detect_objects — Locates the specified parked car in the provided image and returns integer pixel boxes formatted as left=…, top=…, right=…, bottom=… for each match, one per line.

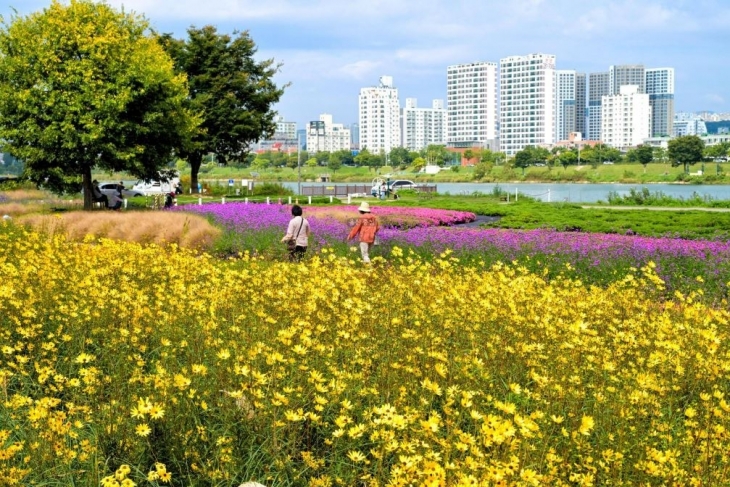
left=132, top=176, right=181, bottom=195
left=388, top=180, right=418, bottom=191
left=99, top=182, right=144, bottom=198
left=370, top=179, right=419, bottom=197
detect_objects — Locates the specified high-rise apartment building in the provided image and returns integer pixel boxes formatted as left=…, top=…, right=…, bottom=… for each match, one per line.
left=401, top=98, right=448, bottom=151
left=554, top=70, right=577, bottom=142
left=575, top=73, right=587, bottom=138
left=601, top=85, right=651, bottom=149
left=499, top=53, right=556, bottom=155
left=610, top=65, right=645, bottom=94
left=588, top=72, right=610, bottom=141
left=358, top=76, right=401, bottom=154
left=446, top=62, right=498, bottom=149
left=306, top=114, right=351, bottom=153
left=646, top=68, right=675, bottom=137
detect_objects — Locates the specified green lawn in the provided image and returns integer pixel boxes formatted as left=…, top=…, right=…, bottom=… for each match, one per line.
left=189, top=161, right=728, bottom=185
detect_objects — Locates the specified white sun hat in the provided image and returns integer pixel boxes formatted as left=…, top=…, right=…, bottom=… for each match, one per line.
left=358, top=201, right=371, bottom=212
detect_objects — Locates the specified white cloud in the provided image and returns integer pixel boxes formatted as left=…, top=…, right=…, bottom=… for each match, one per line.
left=335, top=60, right=382, bottom=80
left=706, top=93, right=726, bottom=104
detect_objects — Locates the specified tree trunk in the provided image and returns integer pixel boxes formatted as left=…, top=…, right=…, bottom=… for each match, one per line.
left=189, top=152, right=203, bottom=194
left=83, top=167, right=93, bottom=210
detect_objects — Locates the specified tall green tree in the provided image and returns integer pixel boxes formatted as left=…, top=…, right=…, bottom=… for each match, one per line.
left=0, top=0, right=196, bottom=209
left=354, top=149, right=372, bottom=168
left=558, top=150, right=577, bottom=170
left=327, top=152, right=342, bottom=173
left=423, top=145, right=450, bottom=165
left=705, top=141, right=730, bottom=162
left=635, top=144, right=654, bottom=172
left=388, top=147, right=412, bottom=169
left=160, top=26, right=286, bottom=193
left=513, top=146, right=535, bottom=174
left=668, top=135, right=705, bottom=174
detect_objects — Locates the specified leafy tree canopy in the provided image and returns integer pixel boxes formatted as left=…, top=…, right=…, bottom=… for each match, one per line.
left=0, top=0, right=196, bottom=208
left=668, top=135, right=705, bottom=173
left=160, top=25, right=286, bottom=193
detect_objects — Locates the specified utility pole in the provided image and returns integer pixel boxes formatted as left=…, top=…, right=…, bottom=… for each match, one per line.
left=297, top=132, right=302, bottom=195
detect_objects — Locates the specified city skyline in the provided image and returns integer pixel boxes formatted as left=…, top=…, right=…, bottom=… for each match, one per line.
left=9, top=0, right=730, bottom=128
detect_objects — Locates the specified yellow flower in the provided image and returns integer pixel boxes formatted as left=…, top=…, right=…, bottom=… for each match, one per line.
left=135, top=424, right=152, bottom=437
left=347, top=450, right=367, bottom=463
left=149, top=404, right=165, bottom=420
left=578, top=415, right=594, bottom=436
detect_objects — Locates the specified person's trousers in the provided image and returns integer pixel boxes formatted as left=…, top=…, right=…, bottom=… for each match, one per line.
left=359, top=242, right=372, bottom=263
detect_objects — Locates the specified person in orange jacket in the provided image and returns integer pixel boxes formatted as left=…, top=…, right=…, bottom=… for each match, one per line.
left=346, top=201, right=380, bottom=263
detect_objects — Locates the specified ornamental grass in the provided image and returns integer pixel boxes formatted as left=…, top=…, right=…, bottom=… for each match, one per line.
left=1, top=222, right=729, bottom=485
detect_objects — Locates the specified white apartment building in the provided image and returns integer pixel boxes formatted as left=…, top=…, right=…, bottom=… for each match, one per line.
left=306, top=113, right=351, bottom=153
left=274, top=116, right=297, bottom=140
left=358, top=76, right=401, bottom=154
left=401, top=98, right=448, bottom=151
left=500, top=53, right=556, bottom=155
left=646, top=67, right=675, bottom=137
left=554, top=70, right=577, bottom=142
left=601, top=85, right=651, bottom=150
left=446, top=62, right=498, bottom=149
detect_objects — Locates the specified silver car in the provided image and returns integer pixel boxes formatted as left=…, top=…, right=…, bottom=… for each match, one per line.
left=99, top=183, right=144, bottom=198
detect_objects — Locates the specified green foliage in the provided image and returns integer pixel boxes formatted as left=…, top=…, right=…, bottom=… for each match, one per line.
left=0, top=0, right=196, bottom=207
left=668, top=135, right=705, bottom=173
left=327, top=153, right=342, bottom=173
left=422, top=144, right=450, bottom=165
left=159, top=25, right=286, bottom=193
left=635, top=144, right=654, bottom=166
left=389, top=147, right=412, bottom=169
left=411, top=157, right=426, bottom=172
left=386, top=195, right=730, bottom=240
left=473, top=162, right=492, bottom=180
left=606, top=187, right=730, bottom=208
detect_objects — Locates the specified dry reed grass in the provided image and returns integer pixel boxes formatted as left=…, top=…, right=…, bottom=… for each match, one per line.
left=0, top=202, right=47, bottom=217
left=1, top=189, right=48, bottom=201
left=19, top=211, right=221, bottom=250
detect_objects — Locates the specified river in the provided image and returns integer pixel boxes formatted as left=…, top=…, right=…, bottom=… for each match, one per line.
left=282, top=181, right=730, bottom=203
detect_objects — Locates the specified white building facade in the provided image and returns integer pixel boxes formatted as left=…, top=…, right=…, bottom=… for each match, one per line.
left=401, top=98, right=448, bottom=151
left=646, top=67, right=675, bottom=137
left=358, top=76, right=401, bottom=154
left=274, top=116, right=297, bottom=140
left=306, top=114, right=351, bottom=153
left=601, top=85, right=651, bottom=150
left=446, top=62, right=499, bottom=149
left=500, top=53, right=556, bottom=155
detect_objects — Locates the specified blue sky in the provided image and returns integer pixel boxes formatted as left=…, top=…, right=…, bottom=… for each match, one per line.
left=7, top=0, right=730, bottom=129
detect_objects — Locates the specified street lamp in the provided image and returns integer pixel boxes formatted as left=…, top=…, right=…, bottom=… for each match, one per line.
left=297, top=132, right=302, bottom=195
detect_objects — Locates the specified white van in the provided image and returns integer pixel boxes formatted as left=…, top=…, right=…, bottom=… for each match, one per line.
left=132, top=175, right=180, bottom=195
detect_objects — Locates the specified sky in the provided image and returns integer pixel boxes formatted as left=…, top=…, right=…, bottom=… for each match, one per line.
left=6, top=0, right=730, bottom=129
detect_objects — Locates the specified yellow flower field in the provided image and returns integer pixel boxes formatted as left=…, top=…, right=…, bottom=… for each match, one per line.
left=1, top=223, right=729, bottom=486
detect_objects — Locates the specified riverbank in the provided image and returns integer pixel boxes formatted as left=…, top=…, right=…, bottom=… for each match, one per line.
left=191, top=161, right=729, bottom=186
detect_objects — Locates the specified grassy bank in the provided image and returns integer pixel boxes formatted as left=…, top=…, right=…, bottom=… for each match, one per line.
left=189, top=161, right=728, bottom=185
